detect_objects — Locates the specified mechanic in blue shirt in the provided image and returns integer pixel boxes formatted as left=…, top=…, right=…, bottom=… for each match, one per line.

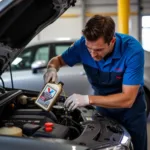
left=44, top=15, right=147, bottom=150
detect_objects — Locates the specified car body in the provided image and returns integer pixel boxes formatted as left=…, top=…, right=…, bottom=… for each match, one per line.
left=0, top=89, right=133, bottom=150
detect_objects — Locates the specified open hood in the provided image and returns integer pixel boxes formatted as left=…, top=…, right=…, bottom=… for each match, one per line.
left=0, top=0, right=76, bottom=75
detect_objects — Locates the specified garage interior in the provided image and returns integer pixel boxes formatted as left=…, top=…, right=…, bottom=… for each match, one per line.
left=0, top=0, right=150, bottom=149
left=29, top=0, right=150, bottom=148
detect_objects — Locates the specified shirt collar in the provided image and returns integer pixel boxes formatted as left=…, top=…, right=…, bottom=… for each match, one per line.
left=112, top=34, right=122, bottom=59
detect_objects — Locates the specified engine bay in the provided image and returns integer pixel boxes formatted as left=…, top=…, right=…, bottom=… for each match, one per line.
left=0, top=89, right=131, bottom=149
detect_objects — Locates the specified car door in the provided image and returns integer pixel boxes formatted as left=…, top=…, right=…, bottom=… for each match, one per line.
left=53, top=43, right=93, bottom=96
left=1, top=44, right=51, bottom=91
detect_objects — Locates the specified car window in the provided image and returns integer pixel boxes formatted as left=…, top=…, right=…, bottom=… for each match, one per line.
left=0, top=0, right=13, bottom=12
left=55, top=43, right=81, bottom=66
left=34, top=46, right=49, bottom=62
left=55, top=45, right=70, bottom=55
left=11, top=49, right=33, bottom=71
left=11, top=45, right=50, bottom=71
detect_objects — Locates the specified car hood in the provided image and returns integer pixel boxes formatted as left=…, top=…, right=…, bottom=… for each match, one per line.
left=0, top=0, right=76, bottom=75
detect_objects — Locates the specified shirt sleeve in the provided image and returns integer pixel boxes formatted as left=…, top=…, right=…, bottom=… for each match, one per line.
left=123, top=50, right=144, bottom=85
left=61, top=37, right=83, bottom=67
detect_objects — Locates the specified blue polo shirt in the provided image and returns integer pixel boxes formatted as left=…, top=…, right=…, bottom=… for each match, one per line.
left=61, top=33, right=144, bottom=95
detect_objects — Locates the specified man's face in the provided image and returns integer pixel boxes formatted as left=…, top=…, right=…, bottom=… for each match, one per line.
left=85, top=37, right=115, bottom=61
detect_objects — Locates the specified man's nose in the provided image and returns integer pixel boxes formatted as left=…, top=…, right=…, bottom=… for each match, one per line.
left=91, top=51, right=97, bottom=57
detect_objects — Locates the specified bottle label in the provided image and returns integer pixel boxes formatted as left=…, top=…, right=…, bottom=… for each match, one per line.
left=36, top=84, right=57, bottom=108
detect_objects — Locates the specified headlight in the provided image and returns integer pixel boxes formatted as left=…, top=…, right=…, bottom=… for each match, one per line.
left=100, top=145, right=127, bottom=150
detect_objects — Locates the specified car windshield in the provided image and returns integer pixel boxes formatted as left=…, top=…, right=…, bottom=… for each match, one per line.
left=0, top=0, right=13, bottom=12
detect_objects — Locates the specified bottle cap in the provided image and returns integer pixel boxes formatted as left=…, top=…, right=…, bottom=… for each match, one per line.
left=58, top=81, right=64, bottom=86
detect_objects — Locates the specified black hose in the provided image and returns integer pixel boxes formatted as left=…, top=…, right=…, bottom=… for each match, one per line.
left=63, top=116, right=82, bottom=127
left=68, top=126, right=80, bottom=136
left=49, top=111, right=58, bottom=123
left=61, top=119, right=66, bottom=125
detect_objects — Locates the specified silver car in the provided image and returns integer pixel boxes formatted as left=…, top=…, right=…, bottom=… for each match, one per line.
left=1, top=40, right=94, bottom=96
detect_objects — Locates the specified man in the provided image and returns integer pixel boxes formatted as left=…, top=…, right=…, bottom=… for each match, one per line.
left=44, top=15, right=147, bottom=150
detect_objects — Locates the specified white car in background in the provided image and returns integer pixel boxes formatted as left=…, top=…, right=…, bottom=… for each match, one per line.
left=1, top=40, right=93, bottom=96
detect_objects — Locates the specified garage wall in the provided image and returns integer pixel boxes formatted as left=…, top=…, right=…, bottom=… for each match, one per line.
left=142, top=0, right=150, bottom=15
left=30, top=1, right=82, bottom=43
left=30, top=0, right=149, bottom=44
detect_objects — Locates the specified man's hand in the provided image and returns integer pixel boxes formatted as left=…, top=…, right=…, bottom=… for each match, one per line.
left=43, top=68, right=57, bottom=83
left=64, top=94, right=89, bottom=111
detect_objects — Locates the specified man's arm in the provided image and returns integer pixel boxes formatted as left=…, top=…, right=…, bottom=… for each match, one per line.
left=89, top=49, right=144, bottom=108
left=89, top=85, right=140, bottom=108
left=47, top=38, right=83, bottom=70
left=90, top=49, right=144, bottom=108
left=47, top=55, right=66, bottom=70
left=43, top=55, right=66, bottom=83
left=64, top=49, right=144, bottom=111
left=44, top=39, right=82, bottom=83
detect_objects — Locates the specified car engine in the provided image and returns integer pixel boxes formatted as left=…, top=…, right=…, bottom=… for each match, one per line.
left=0, top=89, right=133, bottom=150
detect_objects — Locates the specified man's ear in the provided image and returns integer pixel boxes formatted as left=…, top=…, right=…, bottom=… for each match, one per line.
left=111, top=37, right=116, bottom=44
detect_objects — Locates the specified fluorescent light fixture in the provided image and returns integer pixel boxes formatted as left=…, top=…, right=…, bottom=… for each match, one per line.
left=56, top=37, right=71, bottom=41
left=12, top=57, right=22, bottom=65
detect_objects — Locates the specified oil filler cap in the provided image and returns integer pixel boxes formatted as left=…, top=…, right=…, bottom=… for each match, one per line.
left=44, top=122, right=54, bottom=128
left=45, top=127, right=53, bottom=132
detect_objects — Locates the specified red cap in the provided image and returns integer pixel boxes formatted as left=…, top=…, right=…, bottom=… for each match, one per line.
left=44, top=122, right=54, bottom=128
left=45, top=127, right=53, bottom=132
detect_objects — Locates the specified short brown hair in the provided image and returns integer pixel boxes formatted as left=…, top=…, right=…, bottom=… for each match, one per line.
left=82, top=15, right=115, bottom=44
